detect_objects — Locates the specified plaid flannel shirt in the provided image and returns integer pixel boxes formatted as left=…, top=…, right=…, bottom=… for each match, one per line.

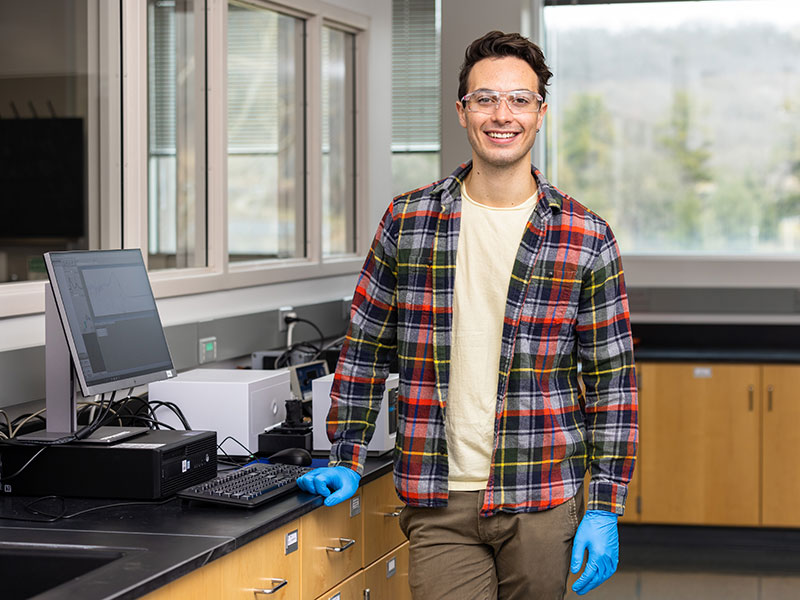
left=328, top=161, right=638, bottom=516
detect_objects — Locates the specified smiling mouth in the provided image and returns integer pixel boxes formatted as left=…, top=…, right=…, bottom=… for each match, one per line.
left=486, top=131, right=519, bottom=139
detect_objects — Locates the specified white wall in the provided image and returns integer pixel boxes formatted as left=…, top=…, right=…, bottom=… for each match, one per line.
left=440, top=0, right=538, bottom=173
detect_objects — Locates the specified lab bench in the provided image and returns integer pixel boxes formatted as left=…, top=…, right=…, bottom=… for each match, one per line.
left=0, top=458, right=408, bottom=600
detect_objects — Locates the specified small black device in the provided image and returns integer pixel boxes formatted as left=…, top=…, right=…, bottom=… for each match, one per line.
left=0, top=430, right=216, bottom=500
left=258, top=399, right=313, bottom=456
left=176, top=462, right=311, bottom=508
left=268, top=447, right=312, bottom=466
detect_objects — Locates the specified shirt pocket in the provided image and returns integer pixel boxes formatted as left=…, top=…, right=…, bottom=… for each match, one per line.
left=528, top=263, right=579, bottom=322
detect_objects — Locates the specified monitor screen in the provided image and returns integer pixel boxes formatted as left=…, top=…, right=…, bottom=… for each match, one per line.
left=44, top=249, right=175, bottom=395
left=290, top=360, right=330, bottom=401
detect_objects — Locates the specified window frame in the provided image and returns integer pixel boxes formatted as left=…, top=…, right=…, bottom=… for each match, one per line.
left=138, top=0, right=371, bottom=299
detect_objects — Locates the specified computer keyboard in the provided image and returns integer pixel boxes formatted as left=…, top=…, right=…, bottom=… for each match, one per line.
left=176, top=462, right=312, bottom=508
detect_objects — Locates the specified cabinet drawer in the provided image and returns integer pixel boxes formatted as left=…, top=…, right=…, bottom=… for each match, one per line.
left=364, top=541, right=410, bottom=600
left=361, top=472, right=406, bottom=565
left=218, top=522, right=301, bottom=600
left=302, top=493, right=363, bottom=599
left=314, top=570, right=365, bottom=600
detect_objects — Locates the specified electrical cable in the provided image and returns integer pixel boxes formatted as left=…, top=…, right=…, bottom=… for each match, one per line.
left=75, top=391, right=116, bottom=441
left=216, top=436, right=255, bottom=468
left=124, top=415, right=176, bottom=430
left=274, top=341, right=322, bottom=369
left=10, top=408, right=48, bottom=438
left=0, top=409, right=12, bottom=438
left=0, top=495, right=178, bottom=523
left=146, top=400, right=191, bottom=430
left=0, top=446, right=48, bottom=483
left=285, top=316, right=325, bottom=354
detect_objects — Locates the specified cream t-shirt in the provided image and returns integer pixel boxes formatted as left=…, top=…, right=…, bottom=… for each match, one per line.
left=447, top=184, right=538, bottom=490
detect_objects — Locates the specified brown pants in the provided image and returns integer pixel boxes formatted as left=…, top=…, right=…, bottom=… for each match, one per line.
left=399, top=488, right=584, bottom=600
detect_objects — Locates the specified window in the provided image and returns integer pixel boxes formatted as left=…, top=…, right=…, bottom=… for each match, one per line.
left=322, top=25, right=357, bottom=257
left=147, top=0, right=207, bottom=270
left=391, top=0, right=441, bottom=197
left=0, top=0, right=369, bottom=316
left=0, top=0, right=118, bottom=284
left=544, top=0, right=800, bottom=257
left=227, top=2, right=305, bottom=262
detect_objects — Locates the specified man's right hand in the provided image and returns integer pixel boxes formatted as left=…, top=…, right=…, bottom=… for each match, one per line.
left=296, top=466, right=361, bottom=506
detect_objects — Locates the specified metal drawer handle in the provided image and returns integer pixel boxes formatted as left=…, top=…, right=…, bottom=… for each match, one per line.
left=252, top=578, right=288, bottom=596
left=326, top=537, right=356, bottom=553
left=748, top=385, right=754, bottom=411
left=768, top=385, right=774, bottom=411
left=384, top=506, right=404, bottom=518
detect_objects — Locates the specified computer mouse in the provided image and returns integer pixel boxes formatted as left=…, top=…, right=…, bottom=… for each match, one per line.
left=268, top=447, right=313, bottom=467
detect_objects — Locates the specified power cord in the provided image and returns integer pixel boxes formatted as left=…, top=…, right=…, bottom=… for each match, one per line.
left=0, top=495, right=178, bottom=524
left=285, top=316, right=325, bottom=355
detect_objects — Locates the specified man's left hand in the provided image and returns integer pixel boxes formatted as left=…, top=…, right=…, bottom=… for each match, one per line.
left=570, top=509, right=619, bottom=595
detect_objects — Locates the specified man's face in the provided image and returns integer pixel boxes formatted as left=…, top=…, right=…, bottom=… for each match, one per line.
left=456, top=56, right=547, bottom=170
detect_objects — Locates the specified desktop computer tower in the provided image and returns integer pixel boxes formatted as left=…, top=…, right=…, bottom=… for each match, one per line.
left=0, top=430, right=217, bottom=500
left=148, top=368, right=292, bottom=456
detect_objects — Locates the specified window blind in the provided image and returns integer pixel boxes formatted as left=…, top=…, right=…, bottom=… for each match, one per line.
left=148, top=1, right=177, bottom=154
left=392, top=0, right=440, bottom=152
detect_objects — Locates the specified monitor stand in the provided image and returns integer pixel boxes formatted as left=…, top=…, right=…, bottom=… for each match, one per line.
left=18, top=284, right=147, bottom=445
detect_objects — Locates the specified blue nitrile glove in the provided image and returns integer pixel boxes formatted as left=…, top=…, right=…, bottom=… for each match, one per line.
left=296, top=466, right=361, bottom=507
left=570, top=509, right=619, bottom=595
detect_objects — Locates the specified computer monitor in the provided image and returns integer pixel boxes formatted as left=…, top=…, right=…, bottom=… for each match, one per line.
left=21, top=249, right=175, bottom=443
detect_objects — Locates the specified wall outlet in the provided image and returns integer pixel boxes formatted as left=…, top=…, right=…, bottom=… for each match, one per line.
left=278, top=306, right=295, bottom=332
left=198, top=336, right=217, bottom=364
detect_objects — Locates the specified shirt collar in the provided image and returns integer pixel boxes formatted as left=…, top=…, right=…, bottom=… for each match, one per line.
left=433, top=161, right=563, bottom=216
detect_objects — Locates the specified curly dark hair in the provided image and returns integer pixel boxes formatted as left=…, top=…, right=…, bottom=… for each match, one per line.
left=458, top=30, right=553, bottom=103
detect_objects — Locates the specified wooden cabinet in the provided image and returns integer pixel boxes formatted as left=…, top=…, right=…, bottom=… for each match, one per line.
left=313, top=570, right=365, bottom=600
left=301, top=493, right=364, bottom=600
left=361, top=471, right=406, bottom=566
left=637, top=362, right=800, bottom=528
left=140, top=522, right=300, bottom=600
left=218, top=521, right=302, bottom=600
left=363, top=542, right=411, bottom=600
left=761, top=365, right=800, bottom=527
left=140, top=471, right=412, bottom=600
left=139, top=556, right=224, bottom=600
left=638, top=362, right=761, bottom=526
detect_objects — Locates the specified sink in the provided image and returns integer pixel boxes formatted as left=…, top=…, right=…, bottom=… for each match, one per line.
left=0, top=542, right=130, bottom=600
left=0, top=527, right=229, bottom=600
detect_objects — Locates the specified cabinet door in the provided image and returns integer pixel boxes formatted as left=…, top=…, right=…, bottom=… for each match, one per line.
left=361, top=473, right=406, bottom=565
left=218, top=521, right=301, bottom=600
left=363, top=542, right=411, bottom=600
left=302, top=493, right=363, bottom=599
left=639, top=363, right=760, bottom=526
left=762, top=365, right=800, bottom=527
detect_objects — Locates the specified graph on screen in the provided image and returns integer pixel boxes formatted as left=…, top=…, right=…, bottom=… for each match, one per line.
left=81, top=265, right=157, bottom=317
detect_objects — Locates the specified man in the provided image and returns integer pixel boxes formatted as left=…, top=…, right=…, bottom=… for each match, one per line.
left=298, top=30, right=637, bottom=600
